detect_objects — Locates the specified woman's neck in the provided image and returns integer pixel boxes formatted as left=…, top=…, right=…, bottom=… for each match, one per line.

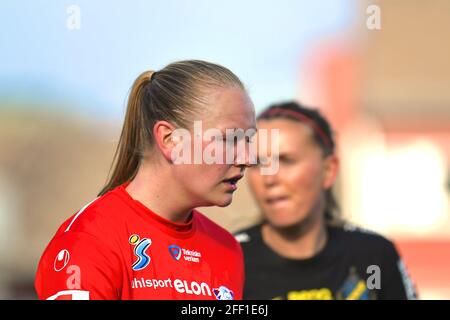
left=125, top=162, right=193, bottom=224
left=262, top=210, right=328, bottom=260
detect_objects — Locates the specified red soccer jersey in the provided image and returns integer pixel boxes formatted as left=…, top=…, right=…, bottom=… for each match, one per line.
left=35, top=184, right=244, bottom=300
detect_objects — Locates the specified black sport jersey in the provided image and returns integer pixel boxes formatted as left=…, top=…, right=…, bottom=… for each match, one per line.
left=235, top=223, right=417, bottom=300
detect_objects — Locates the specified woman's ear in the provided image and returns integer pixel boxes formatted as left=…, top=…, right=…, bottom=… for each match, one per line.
left=153, top=121, right=178, bottom=162
left=322, top=154, right=339, bottom=189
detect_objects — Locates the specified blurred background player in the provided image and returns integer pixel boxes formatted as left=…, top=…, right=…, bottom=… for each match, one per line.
left=235, top=101, right=417, bottom=300
left=35, top=60, right=256, bottom=300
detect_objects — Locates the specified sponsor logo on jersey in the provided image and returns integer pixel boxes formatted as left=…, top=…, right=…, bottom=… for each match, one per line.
left=213, top=286, right=234, bottom=300
left=168, top=244, right=202, bottom=263
left=129, top=234, right=152, bottom=271
left=336, top=267, right=373, bottom=300
left=131, top=277, right=234, bottom=300
left=54, top=249, right=70, bottom=272
left=46, top=290, right=90, bottom=300
left=168, top=245, right=182, bottom=261
left=283, top=288, right=333, bottom=300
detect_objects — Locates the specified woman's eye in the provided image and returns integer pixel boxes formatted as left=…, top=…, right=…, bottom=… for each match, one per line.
left=279, top=156, right=296, bottom=164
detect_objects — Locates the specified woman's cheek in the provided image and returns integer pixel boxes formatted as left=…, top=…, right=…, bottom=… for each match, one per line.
left=247, top=171, right=263, bottom=198
left=283, top=162, right=316, bottom=190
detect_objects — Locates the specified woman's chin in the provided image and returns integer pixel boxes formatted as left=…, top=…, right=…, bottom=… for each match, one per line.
left=198, top=194, right=233, bottom=208
left=217, top=197, right=233, bottom=207
left=214, top=194, right=234, bottom=207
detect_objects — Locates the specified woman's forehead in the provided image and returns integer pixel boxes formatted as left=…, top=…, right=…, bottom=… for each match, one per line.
left=257, top=118, right=314, bottom=140
left=255, top=118, right=317, bottom=154
left=199, top=87, right=255, bottom=129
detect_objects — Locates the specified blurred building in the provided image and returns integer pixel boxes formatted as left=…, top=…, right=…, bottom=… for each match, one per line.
left=0, top=111, right=117, bottom=298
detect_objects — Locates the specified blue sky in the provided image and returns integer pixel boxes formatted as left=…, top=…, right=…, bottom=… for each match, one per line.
left=0, top=0, right=355, bottom=120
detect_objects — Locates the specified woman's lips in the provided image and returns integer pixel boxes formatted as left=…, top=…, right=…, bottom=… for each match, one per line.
left=222, top=175, right=243, bottom=191
left=222, top=180, right=238, bottom=191
left=265, top=196, right=290, bottom=207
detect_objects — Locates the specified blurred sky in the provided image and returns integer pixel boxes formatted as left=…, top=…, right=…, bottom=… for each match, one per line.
left=0, top=0, right=355, bottom=120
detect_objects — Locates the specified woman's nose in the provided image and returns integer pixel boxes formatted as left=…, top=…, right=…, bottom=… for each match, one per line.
left=234, top=140, right=256, bottom=168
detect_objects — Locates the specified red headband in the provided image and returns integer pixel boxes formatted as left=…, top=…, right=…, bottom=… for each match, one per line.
left=259, top=107, right=332, bottom=149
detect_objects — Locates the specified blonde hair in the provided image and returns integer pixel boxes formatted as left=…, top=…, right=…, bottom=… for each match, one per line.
left=99, top=60, right=245, bottom=196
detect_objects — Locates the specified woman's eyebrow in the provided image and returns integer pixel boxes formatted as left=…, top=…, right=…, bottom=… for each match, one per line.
left=222, top=127, right=257, bottom=134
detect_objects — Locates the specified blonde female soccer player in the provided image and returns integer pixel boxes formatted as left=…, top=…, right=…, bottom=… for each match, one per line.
left=35, top=60, right=256, bottom=300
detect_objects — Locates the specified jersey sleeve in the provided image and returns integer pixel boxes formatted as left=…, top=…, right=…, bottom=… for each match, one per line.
left=35, top=231, right=123, bottom=300
left=379, top=241, right=418, bottom=300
